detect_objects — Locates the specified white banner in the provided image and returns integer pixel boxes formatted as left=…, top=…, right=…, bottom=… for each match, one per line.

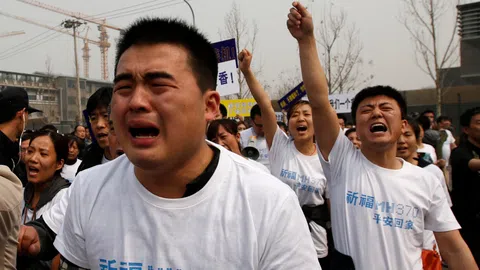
left=302, top=93, right=356, bottom=113
left=217, top=60, right=240, bottom=97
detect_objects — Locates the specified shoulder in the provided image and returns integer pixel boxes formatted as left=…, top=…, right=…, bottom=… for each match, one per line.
left=75, top=155, right=130, bottom=192
left=403, top=161, right=440, bottom=186
left=423, top=164, right=444, bottom=180
left=0, top=165, right=23, bottom=211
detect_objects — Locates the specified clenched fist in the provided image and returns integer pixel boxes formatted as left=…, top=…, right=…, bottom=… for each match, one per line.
left=18, top=225, right=41, bottom=256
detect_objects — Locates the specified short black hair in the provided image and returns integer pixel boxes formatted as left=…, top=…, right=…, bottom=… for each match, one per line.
left=351, top=86, right=407, bottom=122
left=345, top=128, right=357, bottom=138
left=405, top=116, right=421, bottom=139
left=66, top=134, right=85, bottom=152
left=436, top=115, right=451, bottom=124
left=417, top=115, right=431, bottom=131
left=21, top=130, right=35, bottom=141
left=287, top=100, right=310, bottom=122
left=250, top=104, right=261, bottom=119
left=337, top=114, right=347, bottom=122
left=115, top=18, right=217, bottom=92
left=277, top=121, right=288, bottom=131
left=86, top=87, right=113, bottom=115
left=219, top=104, right=227, bottom=118
left=206, top=119, right=238, bottom=141
left=73, top=125, right=84, bottom=134
left=460, top=107, right=480, bottom=127
left=39, top=124, right=58, bottom=133
left=29, top=130, right=68, bottom=175
left=421, top=110, right=435, bottom=117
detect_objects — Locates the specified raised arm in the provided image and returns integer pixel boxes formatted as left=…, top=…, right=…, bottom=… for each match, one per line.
left=239, top=49, right=278, bottom=149
left=287, top=2, right=340, bottom=159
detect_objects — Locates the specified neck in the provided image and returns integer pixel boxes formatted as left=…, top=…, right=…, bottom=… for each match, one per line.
left=405, top=154, right=418, bottom=166
left=104, top=147, right=113, bottom=161
left=0, top=124, right=18, bottom=142
left=468, top=136, right=480, bottom=149
left=294, top=139, right=316, bottom=156
left=361, top=143, right=402, bottom=169
left=66, top=158, right=77, bottom=165
left=135, top=143, right=214, bottom=199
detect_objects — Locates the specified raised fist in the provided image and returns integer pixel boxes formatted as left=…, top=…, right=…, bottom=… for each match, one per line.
left=287, top=2, right=314, bottom=41
left=238, top=49, right=253, bottom=73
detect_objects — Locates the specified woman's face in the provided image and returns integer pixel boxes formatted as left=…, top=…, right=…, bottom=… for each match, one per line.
left=212, top=125, right=241, bottom=155
left=25, top=135, right=64, bottom=184
left=68, top=141, right=79, bottom=161
left=237, top=123, right=247, bottom=132
left=347, top=131, right=362, bottom=149
left=288, top=104, right=314, bottom=141
left=396, top=123, right=418, bottom=160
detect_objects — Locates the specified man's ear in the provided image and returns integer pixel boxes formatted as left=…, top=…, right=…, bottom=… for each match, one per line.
left=204, top=90, right=221, bottom=123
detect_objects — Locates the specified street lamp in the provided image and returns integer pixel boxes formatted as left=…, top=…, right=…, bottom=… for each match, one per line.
left=183, top=0, right=195, bottom=26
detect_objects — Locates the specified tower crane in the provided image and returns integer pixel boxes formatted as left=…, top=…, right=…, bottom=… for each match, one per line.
left=0, top=31, right=25, bottom=38
left=0, top=11, right=100, bottom=78
left=16, top=0, right=124, bottom=80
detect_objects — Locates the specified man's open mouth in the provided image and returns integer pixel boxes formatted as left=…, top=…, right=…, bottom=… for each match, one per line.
left=129, top=127, right=160, bottom=138
left=370, top=123, right=387, bottom=133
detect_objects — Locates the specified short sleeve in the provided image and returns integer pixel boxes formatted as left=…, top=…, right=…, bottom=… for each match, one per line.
left=43, top=182, right=73, bottom=234
left=53, top=172, right=90, bottom=268
left=268, top=126, right=290, bottom=165
left=424, top=180, right=460, bottom=232
left=318, top=131, right=357, bottom=185
left=259, top=192, right=321, bottom=270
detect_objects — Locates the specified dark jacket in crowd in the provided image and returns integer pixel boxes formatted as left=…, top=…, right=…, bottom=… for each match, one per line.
left=0, top=131, right=19, bottom=171
left=76, top=142, right=104, bottom=175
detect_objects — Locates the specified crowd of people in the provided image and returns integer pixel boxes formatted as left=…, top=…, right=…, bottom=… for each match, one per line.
left=0, top=2, right=479, bottom=269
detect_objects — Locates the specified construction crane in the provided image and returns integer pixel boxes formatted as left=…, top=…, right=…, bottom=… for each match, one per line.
left=16, top=0, right=123, bottom=80
left=0, top=11, right=101, bottom=78
left=0, top=31, right=26, bottom=38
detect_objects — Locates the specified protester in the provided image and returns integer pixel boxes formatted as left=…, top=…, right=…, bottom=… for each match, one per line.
left=236, top=120, right=247, bottom=132
left=239, top=48, right=329, bottom=268
left=83, top=127, right=92, bottom=146
left=396, top=117, right=452, bottom=269
left=337, top=113, right=347, bottom=131
left=18, top=130, right=70, bottom=269
left=417, top=115, right=438, bottom=164
left=422, top=110, right=436, bottom=129
left=277, top=121, right=288, bottom=135
left=451, top=107, right=480, bottom=265
left=39, top=124, right=58, bottom=133
left=217, top=103, right=228, bottom=119
left=76, top=87, right=113, bottom=174
left=287, top=2, right=476, bottom=269
left=0, top=86, right=38, bottom=269
left=207, top=119, right=269, bottom=172
left=240, top=104, right=271, bottom=169
left=72, top=125, right=87, bottom=159
left=16, top=130, right=35, bottom=186
left=60, top=135, right=83, bottom=182
left=437, top=115, right=457, bottom=166
left=46, top=17, right=318, bottom=269
left=345, top=127, right=361, bottom=149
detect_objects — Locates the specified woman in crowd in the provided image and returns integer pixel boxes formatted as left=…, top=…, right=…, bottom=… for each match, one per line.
left=238, top=48, right=330, bottom=268
left=19, top=130, right=70, bottom=269
left=61, top=135, right=83, bottom=182
left=207, top=119, right=269, bottom=172
left=396, top=117, right=452, bottom=269
left=237, top=120, right=247, bottom=132
left=345, top=127, right=361, bottom=149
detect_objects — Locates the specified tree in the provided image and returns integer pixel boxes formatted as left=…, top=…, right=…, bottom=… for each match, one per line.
left=316, top=5, right=373, bottom=94
left=401, top=0, right=459, bottom=116
left=272, top=67, right=302, bottom=99
left=219, top=2, right=260, bottom=99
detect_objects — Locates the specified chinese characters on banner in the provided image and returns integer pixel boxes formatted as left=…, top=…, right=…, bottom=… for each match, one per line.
left=220, top=98, right=256, bottom=117
left=302, top=92, right=356, bottom=113
left=277, top=82, right=306, bottom=110
left=212, top=38, right=240, bottom=97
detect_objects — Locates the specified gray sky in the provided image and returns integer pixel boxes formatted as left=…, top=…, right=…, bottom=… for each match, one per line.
left=0, top=0, right=468, bottom=93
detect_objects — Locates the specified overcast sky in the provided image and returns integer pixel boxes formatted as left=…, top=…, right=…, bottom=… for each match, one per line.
left=0, top=0, right=471, bottom=93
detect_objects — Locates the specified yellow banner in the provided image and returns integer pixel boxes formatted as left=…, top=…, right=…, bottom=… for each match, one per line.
left=220, top=98, right=257, bottom=117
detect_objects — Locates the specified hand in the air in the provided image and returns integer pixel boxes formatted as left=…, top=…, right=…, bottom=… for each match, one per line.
left=238, top=49, right=253, bottom=73
left=287, top=1, right=314, bottom=41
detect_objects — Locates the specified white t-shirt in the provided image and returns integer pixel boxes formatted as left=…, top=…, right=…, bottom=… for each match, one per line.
left=422, top=164, right=453, bottom=252
left=21, top=188, right=68, bottom=224
left=240, top=127, right=270, bottom=169
left=269, top=127, right=328, bottom=258
left=441, top=129, right=455, bottom=166
left=61, top=159, right=82, bottom=183
left=247, top=158, right=270, bottom=173
left=319, top=133, right=460, bottom=270
left=54, top=143, right=320, bottom=269
left=417, top=144, right=437, bottom=164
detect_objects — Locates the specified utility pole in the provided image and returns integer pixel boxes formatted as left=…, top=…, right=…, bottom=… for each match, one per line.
left=62, top=19, right=83, bottom=124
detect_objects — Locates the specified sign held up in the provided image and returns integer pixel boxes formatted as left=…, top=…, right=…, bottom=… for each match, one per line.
left=212, top=38, right=240, bottom=97
left=277, top=82, right=307, bottom=110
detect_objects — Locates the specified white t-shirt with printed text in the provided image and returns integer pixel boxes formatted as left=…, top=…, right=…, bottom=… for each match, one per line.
left=319, top=133, right=460, bottom=270
left=269, top=127, right=328, bottom=258
left=54, top=143, right=320, bottom=269
left=240, top=127, right=270, bottom=170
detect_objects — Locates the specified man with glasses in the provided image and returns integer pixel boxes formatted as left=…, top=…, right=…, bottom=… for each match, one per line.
left=240, top=104, right=270, bottom=170
left=76, top=87, right=115, bottom=174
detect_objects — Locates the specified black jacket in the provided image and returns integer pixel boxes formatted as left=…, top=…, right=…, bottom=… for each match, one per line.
left=0, top=130, right=19, bottom=171
left=76, top=142, right=105, bottom=175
